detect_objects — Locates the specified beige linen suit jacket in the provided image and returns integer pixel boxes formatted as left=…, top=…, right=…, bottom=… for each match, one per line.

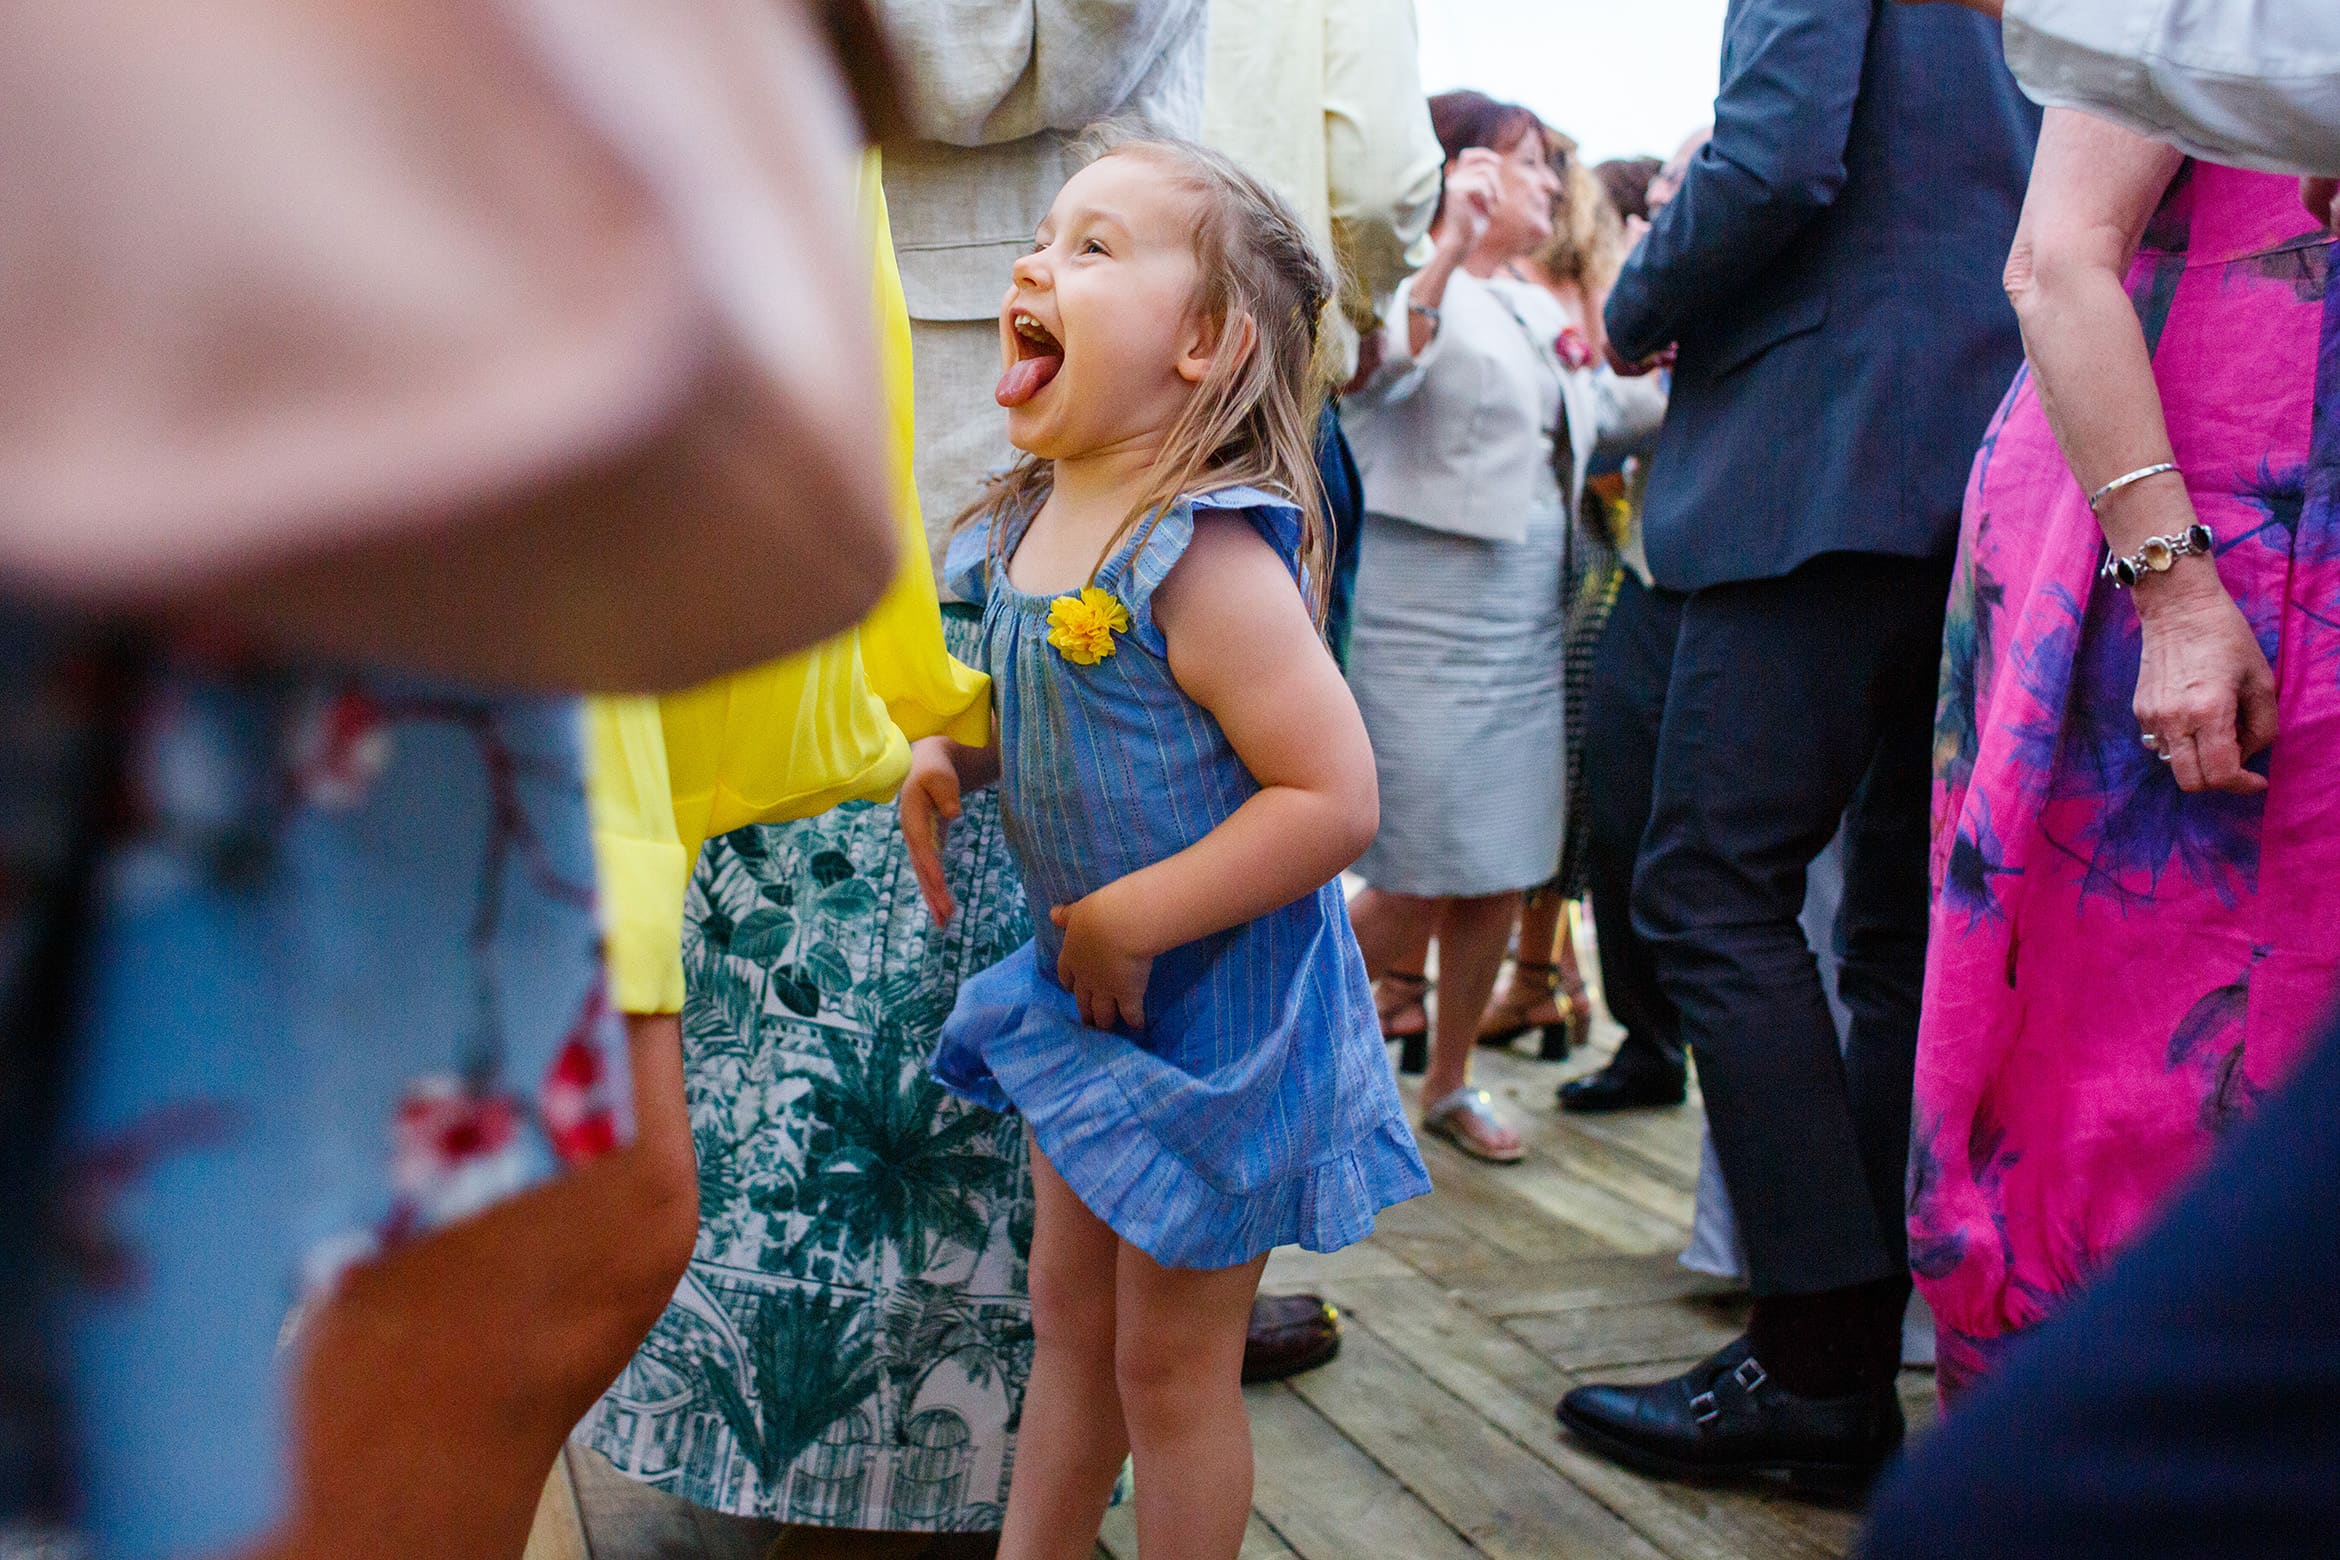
left=876, top=0, right=1207, bottom=577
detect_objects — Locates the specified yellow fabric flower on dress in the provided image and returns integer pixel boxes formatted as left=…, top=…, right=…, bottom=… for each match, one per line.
left=1046, top=587, right=1132, bottom=665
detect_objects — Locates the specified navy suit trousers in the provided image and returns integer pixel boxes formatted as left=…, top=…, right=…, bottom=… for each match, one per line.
left=1633, top=551, right=1948, bottom=1295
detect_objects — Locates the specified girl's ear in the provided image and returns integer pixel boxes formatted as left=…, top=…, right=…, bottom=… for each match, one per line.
left=1175, top=308, right=1258, bottom=385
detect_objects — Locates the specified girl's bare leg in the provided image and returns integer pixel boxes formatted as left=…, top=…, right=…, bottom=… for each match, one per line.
left=1115, top=1246, right=1270, bottom=1560
left=997, top=1137, right=1129, bottom=1560
left=240, top=1011, right=699, bottom=1560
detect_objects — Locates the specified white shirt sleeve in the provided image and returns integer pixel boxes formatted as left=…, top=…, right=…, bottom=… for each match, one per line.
left=2002, top=0, right=2340, bottom=176
left=1322, top=0, right=1445, bottom=325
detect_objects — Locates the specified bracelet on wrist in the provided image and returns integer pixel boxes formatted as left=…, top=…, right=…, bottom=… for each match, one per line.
left=2087, top=461, right=2180, bottom=512
left=2101, top=521, right=2214, bottom=589
left=1406, top=299, right=1441, bottom=327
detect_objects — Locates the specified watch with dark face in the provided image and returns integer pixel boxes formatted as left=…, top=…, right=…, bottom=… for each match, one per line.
left=2101, top=522, right=2215, bottom=589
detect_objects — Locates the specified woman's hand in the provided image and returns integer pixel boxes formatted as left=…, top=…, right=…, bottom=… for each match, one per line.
left=1050, top=892, right=1154, bottom=1033
left=899, top=737, right=963, bottom=925
left=1604, top=339, right=1674, bottom=378
left=1438, top=148, right=1503, bottom=256
left=2304, top=177, right=2339, bottom=237
left=2134, top=569, right=2279, bottom=794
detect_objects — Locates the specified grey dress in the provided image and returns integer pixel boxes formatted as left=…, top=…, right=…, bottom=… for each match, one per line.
left=1344, top=273, right=1580, bottom=898
left=1347, top=499, right=1569, bottom=897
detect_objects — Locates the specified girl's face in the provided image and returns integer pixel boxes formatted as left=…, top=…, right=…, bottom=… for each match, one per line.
left=996, top=153, right=1212, bottom=461
left=1479, top=130, right=1563, bottom=258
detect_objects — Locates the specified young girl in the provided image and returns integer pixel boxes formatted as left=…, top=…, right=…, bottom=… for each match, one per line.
left=900, top=134, right=1430, bottom=1559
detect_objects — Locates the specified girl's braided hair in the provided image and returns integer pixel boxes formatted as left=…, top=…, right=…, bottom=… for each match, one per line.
left=958, top=125, right=1336, bottom=624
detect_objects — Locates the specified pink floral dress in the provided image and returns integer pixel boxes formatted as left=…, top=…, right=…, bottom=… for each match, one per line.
left=1912, top=163, right=2339, bottom=1396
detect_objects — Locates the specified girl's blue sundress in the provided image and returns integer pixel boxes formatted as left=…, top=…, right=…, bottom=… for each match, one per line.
left=932, top=485, right=1430, bottom=1271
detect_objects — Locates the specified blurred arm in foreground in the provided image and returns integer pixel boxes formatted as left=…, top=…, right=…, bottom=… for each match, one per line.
left=1906, top=0, right=2339, bottom=209
left=0, top=0, right=901, bottom=691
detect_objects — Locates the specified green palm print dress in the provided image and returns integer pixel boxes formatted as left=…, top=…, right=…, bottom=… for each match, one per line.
left=581, top=616, right=1037, bottom=1531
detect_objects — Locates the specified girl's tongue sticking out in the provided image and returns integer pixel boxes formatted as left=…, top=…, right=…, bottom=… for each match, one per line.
left=998, top=311, right=1065, bottom=407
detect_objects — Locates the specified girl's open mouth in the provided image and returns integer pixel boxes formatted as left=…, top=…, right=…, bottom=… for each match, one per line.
left=997, top=311, right=1064, bottom=407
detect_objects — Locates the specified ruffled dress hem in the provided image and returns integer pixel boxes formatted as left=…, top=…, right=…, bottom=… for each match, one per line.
left=933, top=946, right=1431, bottom=1272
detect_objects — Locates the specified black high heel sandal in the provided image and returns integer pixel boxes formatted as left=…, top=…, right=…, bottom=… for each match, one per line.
left=1379, top=970, right=1431, bottom=1075
left=1477, top=959, right=1591, bottom=1061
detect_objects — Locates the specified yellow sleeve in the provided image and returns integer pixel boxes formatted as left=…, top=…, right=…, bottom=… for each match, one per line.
left=855, top=154, right=994, bottom=750
left=584, top=694, right=690, bottom=1015
left=656, top=149, right=990, bottom=859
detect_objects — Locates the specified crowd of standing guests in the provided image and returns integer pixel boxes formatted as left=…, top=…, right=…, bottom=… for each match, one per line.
left=5, top=0, right=2339, bottom=1557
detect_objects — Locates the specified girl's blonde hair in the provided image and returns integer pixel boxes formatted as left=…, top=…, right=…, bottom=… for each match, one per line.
left=956, top=127, right=1335, bottom=623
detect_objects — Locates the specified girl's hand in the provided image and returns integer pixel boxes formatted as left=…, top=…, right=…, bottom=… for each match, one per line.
left=1050, top=893, right=1154, bottom=1032
left=2134, top=568, right=2279, bottom=795
left=899, top=737, right=963, bottom=924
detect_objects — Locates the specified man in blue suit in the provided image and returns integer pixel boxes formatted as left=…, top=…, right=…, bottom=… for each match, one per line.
left=1556, top=0, right=2039, bottom=1492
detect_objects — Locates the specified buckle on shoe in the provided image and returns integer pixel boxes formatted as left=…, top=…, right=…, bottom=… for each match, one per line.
left=1690, top=1389, right=1721, bottom=1426
left=1732, top=1356, right=1769, bottom=1394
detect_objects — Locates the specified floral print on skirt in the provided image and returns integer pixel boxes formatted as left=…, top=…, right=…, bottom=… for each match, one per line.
left=1912, top=164, right=2340, bottom=1397
left=583, top=616, right=1038, bottom=1531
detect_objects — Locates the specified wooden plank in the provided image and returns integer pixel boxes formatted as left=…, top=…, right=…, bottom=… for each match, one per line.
left=1361, top=1185, right=1535, bottom=1277
left=1443, top=1254, right=1740, bottom=1320
left=1542, top=1102, right=1705, bottom=1188
left=1509, top=1111, right=1704, bottom=1228
left=1395, top=1149, right=1616, bottom=1267
left=1328, top=1271, right=1848, bottom=1560
left=1262, top=1238, right=1415, bottom=1293
left=1284, top=1321, right=1672, bottom=1560
left=1395, top=1069, right=1682, bottom=1258
left=1490, top=1042, right=1705, bottom=1182
left=1244, top=1383, right=1484, bottom=1560
left=1099, top=1503, right=1295, bottom=1559
left=1452, top=1146, right=1689, bottom=1257
left=522, top=1454, right=588, bottom=1560
left=1502, top=1297, right=1749, bottom=1374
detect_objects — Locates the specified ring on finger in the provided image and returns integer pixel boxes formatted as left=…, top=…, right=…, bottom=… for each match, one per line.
left=2139, top=732, right=2162, bottom=749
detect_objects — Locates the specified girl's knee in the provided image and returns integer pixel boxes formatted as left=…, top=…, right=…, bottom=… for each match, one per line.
left=1113, top=1328, right=1227, bottom=1437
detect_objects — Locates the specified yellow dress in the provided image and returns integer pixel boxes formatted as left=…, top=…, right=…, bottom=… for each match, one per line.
left=589, top=152, right=989, bottom=1014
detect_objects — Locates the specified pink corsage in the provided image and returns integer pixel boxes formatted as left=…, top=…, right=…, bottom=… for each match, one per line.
left=1554, top=326, right=1597, bottom=371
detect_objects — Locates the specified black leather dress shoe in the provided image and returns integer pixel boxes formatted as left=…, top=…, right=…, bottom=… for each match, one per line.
left=1556, top=1337, right=1903, bottom=1500
left=1557, top=1060, right=1686, bottom=1113
left=1242, top=1293, right=1341, bottom=1383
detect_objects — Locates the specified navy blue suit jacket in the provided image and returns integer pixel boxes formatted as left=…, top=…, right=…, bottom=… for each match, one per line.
left=1605, top=0, right=2040, bottom=592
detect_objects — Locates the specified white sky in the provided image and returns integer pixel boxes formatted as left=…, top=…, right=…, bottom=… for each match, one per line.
left=1417, top=0, right=1727, bottom=170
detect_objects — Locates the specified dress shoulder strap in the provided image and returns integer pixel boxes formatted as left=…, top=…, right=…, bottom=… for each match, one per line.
left=1099, top=485, right=1305, bottom=658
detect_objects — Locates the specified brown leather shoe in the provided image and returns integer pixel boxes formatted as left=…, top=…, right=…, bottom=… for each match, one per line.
left=1242, top=1292, right=1341, bottom=1383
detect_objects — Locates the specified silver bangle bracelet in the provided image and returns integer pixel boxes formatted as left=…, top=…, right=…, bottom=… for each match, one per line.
left=2087, top=462, right=2180, bottom=512
left=1406, top=299, right=1442, bottom=326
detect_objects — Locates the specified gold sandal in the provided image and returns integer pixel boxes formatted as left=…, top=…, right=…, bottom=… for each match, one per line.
left=1477, top=959, right=1590, bottom=1060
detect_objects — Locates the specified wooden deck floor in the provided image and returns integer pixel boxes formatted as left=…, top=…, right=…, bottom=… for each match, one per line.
left=1095, top=1033, right=1937, bottom=1560
left=528, top=1023, right=1935, bottom=1560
